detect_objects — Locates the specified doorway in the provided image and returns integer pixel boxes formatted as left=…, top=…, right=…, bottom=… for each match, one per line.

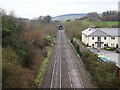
left=97, top=43, right=101, bottom=48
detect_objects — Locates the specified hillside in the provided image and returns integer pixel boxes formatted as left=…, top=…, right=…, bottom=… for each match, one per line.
left=52, top=13, right=86, bottom=21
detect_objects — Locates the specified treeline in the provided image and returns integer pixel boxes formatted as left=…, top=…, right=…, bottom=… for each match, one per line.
left=37, top=15, right=51, bottom=23
left=101, top=10, right=118, bottom=21
left=80, top=10, right=119, bottom=21
left=1, top=8, right=57, bottom=88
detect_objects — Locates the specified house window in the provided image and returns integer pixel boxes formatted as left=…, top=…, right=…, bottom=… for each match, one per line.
left=98, top=37, right=101, bottom=41
left=92, top=37, right=94, bottom=40
left=92, top=44, right=94, bottom=46
left=111, top=37, right=115, bottom=40
left=104, top=44, right=107, bottom=47
left=104, top=37, right=106, bottom=40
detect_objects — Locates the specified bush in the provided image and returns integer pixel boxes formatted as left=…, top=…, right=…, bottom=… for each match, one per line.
left=81, top=51, right=119, bottom=88
left=2, top=63, right=33, bottom=88
left=19, top=30, right=44, bottom=67
left=44, top=36, right=53, bottom=46
left=21, top=30, right=44, bottom=49
left=2, top=48, right=19, bottom=65
left=64, top=20, right=88, bottom=39
left=20, top=49, right=35, bottom=68
left=96, top=63, right=118, bottom=88
left=2, top=48, right=33, bottom=88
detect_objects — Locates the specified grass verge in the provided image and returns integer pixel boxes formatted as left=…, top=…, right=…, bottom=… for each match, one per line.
left=34, top=47, right=52, bottom=87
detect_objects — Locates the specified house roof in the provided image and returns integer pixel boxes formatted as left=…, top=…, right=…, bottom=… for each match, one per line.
left=99, top=28, right=119, bottom=36
left=89, top=29, right=110, bottom=36
left=81, top=28, right=96, bottom=35
left=82, top=28, right=120, bottom=37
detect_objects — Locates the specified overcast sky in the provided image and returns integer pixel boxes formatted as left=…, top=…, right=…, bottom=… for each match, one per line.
left=0, top=0, right=119, bottom=19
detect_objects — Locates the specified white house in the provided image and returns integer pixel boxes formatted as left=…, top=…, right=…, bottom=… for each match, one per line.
left=82, top=28, right=120, bottom=48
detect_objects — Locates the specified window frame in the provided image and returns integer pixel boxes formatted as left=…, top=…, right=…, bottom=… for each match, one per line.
left=104, top=37, right=106, bottom=40
left=104, top=44, right=107, bottom=47
left=111, top=37, right=115, bottom=40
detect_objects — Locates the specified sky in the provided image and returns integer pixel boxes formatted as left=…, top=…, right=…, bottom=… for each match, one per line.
left=0, top=0, right=119, bottom=19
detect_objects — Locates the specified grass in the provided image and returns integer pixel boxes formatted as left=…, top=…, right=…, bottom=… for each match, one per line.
left=34, top=47, right=52, bottom=87
left=82, top=20, right=118, bottom=27
left=62, top=20, right=74, bottom=23
left=64, top=19, right=118, bottom=28
left=104, top=21, right=118, bottom=27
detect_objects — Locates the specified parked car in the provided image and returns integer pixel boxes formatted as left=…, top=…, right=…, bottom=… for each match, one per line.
left=116, top=48, right=120, bottom=53
left=100, top=57, right=111, bottom=61
left=98, top=53, right=105, bottom=57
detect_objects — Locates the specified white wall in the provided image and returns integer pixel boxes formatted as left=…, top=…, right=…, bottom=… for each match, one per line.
left=82, top=34, right=120, bottom=48
left=82, top=34, right=88, bottom=45
left=108, top=37, right=119, bottom=47
left=88, top=37, right=96, bottom=47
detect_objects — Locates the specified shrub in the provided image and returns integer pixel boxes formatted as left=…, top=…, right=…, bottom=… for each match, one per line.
left=2, top=63, right=33, bottom=88
left=81, top=51, right=119, bottom=88
left=21, top=30, right=44, bottom=49
left=2, top=48, right=34, bottom=88
left=2, top=48, right=19, bottom=65
left=44, top=36, right=53, bottom=46
left=64, top=20, right=88, bottom=39
left=19, top=30, right=44, bottom=68
left=96, top=63, right=118, bottom=88
left=20, top=49, right=35, bottom=68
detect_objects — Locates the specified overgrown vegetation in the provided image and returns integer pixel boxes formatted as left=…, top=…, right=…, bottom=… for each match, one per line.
left=81, top=51, right=120, bottom=88
left=1, top=8, right=57, bottom=88
left=64, top=20, right=88, bottom=40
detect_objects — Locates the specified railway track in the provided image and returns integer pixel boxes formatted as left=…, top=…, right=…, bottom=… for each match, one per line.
left=61, top=31, right=84, bottom=88
left=50, top=31, right=62, bottom=88
left=42, top=30, right=95, bottom=88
